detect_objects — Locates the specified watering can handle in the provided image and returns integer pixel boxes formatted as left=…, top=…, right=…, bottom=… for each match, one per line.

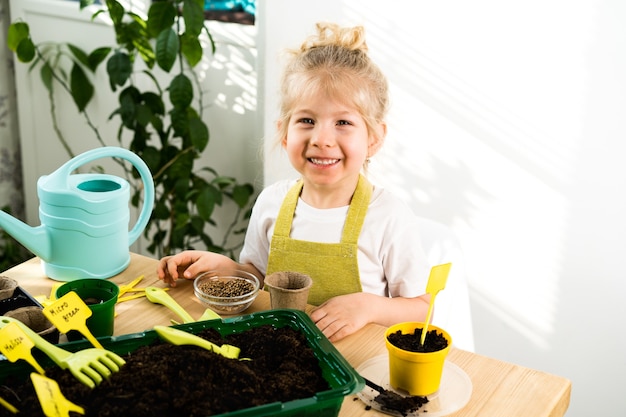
left=56, top=146, right=155, bottom=245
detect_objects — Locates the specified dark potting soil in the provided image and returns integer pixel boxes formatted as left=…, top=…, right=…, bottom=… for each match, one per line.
left=0, top=325, right=329, bottom=417
left=387, top=327, right=449, bottom=353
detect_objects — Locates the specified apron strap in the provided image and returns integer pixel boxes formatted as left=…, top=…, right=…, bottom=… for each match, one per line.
left=341, top=175, right=372, bottom=244
left=272, top=180, right=303, bottom=238
left=273, top=175, right=372, bottom=244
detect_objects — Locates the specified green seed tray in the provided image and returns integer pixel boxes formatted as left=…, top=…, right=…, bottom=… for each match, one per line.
left=0, top=308, right=364, bottom=417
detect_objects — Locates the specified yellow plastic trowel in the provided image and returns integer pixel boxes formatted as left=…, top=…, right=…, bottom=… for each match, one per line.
left=420, top=263, right=452, bottom=346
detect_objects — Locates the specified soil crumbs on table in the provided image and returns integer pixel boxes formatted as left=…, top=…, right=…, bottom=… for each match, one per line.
left=374, top=390, right=429, bottom=416
left=0, top=325, right=329, bottom=417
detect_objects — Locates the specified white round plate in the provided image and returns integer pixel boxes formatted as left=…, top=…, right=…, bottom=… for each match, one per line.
left=356, top=354, right=472, bottom=416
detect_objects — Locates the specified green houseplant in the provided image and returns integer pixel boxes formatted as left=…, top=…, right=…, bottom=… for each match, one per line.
left=7, top=0, right=255, bottom=259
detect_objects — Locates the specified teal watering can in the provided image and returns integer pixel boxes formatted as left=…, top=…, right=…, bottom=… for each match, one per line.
left=0, top=147, right=155, bottom=281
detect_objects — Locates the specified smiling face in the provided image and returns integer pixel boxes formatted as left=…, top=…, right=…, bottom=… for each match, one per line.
left=281, top=91, right=384, bottom=207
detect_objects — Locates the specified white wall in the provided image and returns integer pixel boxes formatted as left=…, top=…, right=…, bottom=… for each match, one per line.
left=257, top=1, right=626, bottom=416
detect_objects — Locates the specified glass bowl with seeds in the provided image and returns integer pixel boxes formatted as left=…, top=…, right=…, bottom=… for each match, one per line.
left=193, top=269, right=260, bottom=315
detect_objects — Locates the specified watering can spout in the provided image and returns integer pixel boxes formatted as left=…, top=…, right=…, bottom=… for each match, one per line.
left=0, top=210, right=51, bottom=261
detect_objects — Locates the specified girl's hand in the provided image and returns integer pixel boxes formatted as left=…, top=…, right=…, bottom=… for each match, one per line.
left=310, top=293, right=431, bottom=342
left=157, top=251, right=263, bottom=288
left=157, top=250, right=219, bottom=287
left=310, top=293, right=375, bottom=342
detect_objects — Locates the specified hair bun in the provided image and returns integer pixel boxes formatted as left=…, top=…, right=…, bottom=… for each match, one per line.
left=301, top=22, right=368, bottom=53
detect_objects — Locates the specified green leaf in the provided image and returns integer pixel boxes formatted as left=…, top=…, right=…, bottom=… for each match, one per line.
left=136, top=104, right=152, bottom=127
left=118, top=86, right=140, bottom=128
left=67, top=44, right=90, bottom=68
left=151, top=115, right=164, bottom=135
left=168, top=152, right=194, bottom=180
left=196, top=188, right=218, bottom=221
left=188, top=116, right=209, bottom=151
left=153, top=200, right=170, bottom=220
left=190, top=215, right=205, bottom=233
left=79, top=0, right=97, bottom=9
left=7, top=22, right=29, bottom=52
left=127, top=11, right=148, bottom=31
left=106, top=0, right=125, bottom=26
left=40, top=63, right=53, bottom=91
left=147, top=1, right=176, bottom=38
left=155, top=28, right=179, bottom=72
left=141, top=92, right=165, bottom=115
left=212, top=175, right=236, bottom=187
left=232, top=184, right=254, bottom=208
left=139, top=146, right=161, bottom=173
left=87, top=47, right=112, bottom=71
left=169, top=74, right=193, bottom=109
left=106, top=51, right=132, bottom=90
left=131, top=127, right=150, bottom=152
left=205, top=182, right=224, bottom=206
left=70, top=63, right=94, bottom=111
left=200, top=166, right=219, bottom=178
left=181, top=33, right=203, bottom=67
left=135, top=38, right=156, bottom=69
left=169, top=107, right=188, bottom=138
left=175, top=212, right=191, bottom=230
left=183, top=0, right=205, bottom=36
left=15, top=38, right=36, bottom=63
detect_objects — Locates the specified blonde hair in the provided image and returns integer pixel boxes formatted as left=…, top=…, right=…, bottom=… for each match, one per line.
left=276, top=22, right=389, bottom=146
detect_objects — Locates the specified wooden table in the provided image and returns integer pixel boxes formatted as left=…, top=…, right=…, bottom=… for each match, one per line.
left=2, top=254, right=571, bottom=417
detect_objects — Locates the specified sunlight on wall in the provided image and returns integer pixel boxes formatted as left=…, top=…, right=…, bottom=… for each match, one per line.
left=338, top=0, right=590, bottom=350
left=196, top=22, right=257, bottom=116
left=259, top=0, right=596, bottom=351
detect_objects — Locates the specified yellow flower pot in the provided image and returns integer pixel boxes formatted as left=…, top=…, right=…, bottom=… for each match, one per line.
left=385, top=322, right=452, bottom=396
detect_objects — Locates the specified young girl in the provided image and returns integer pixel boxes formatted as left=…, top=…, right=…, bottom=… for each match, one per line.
left=157, top=22, right=431, bottom=342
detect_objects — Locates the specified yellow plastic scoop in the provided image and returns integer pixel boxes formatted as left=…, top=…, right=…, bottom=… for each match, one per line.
left=31, top=373, right=85, bottom=416
left=153, top=325, right=241, bottom=359
left=43, top=291, right=104, bottom=349
left=145, top=287, right=195, bottom=324
left=198, top=308, right=222, bottom=321
left=420, top=263, right=452, bottom=346
left=0, top=321, right=46, bottom=375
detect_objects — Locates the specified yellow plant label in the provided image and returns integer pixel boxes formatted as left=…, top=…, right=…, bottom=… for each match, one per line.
left=31, top=373, right=85, bottom=417
left=0, top=322, right=45, bottom=374
left=42, top=291, right=92, bottom=335
left=42, top=291, right=104, bottom=349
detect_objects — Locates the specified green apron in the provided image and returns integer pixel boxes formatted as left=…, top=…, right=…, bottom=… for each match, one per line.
left=266, top=175, right=372, bottom=305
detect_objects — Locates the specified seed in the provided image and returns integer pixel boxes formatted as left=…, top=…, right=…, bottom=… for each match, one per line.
left=198, top=278, right=254, bottom=299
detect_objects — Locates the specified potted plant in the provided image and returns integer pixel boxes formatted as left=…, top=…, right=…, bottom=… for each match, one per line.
left=7, top=0, right=255, bottom=259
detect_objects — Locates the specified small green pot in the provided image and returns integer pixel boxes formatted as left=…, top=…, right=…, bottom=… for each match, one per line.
left=56, top=278, right=119, bottom=340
